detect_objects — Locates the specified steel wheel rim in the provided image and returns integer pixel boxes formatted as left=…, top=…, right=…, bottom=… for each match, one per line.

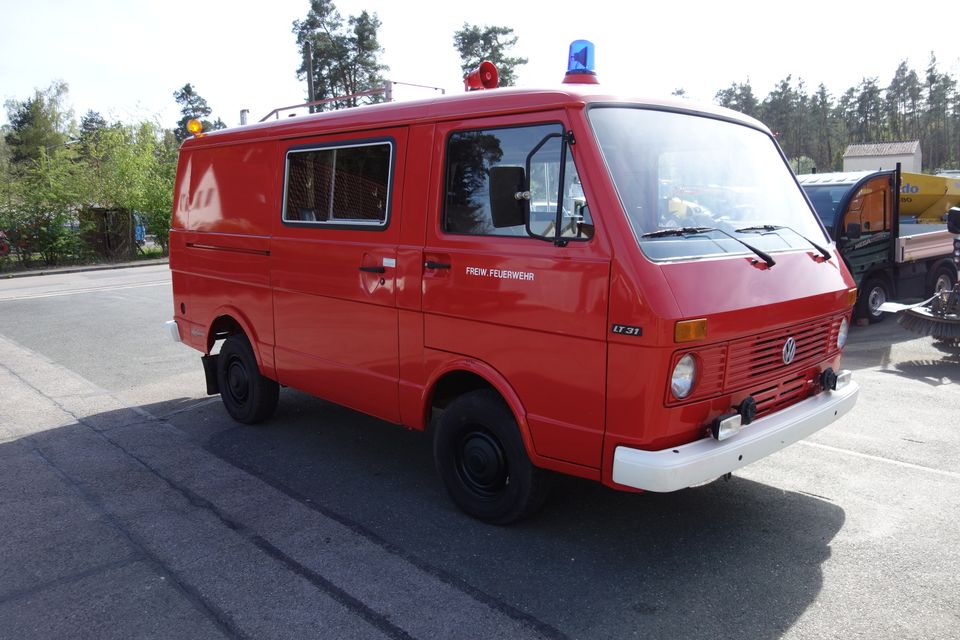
left=226, top=357, right=250, bottom=404
left=935, top=274, right=953, bottom=294
left=456, top=429, right=509, bottom=497
left=868, top=286, right=886, bottom=315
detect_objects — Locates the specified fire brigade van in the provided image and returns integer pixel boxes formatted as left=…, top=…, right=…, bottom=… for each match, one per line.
left=167, top=44, right=859, bottom=524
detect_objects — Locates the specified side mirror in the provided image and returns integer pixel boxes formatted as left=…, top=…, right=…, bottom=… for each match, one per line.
left=948, top=207, right=960, bottom=234
left=845, top=222, right=862, bottom=240
left=488, top=166, right=527, bottom=228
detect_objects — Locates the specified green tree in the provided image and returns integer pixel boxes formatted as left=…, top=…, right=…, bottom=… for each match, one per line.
left=761, top=76, right=801, bottom=157
left=809, top=84, right=837, bottom=171
left=836, top=85, right=860, bottom=143
left=3, top=81, right=73, bottom=169
left=1, top=82, right=82, bottom=266
left=715, top=80, right=759, bottom=119
left=75, top=121, right=177, bottom=254
left=885, top=61, right=914, bottom=141
left=292, top=0, right=389, bottom=110
left=453, top=24, right=527, bottom=87
left=173, top=83, right=225, bottom=142
left=78, top=110, right=108, bottom=158
left=855, top=77, right=884, bottom=142
left=924, top=54, right=955, bottom=170
left=1, top=141, right=86, bottom=266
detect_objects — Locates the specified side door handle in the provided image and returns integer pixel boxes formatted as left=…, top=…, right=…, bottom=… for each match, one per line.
left=359, top=265, right=386, bottom=274
left=424, top=261, right=451, bottom=270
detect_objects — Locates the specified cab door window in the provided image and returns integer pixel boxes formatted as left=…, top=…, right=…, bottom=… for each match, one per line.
left=443, top=124, right=593, bottom=240
left=845, top=175, right=890, bottom=234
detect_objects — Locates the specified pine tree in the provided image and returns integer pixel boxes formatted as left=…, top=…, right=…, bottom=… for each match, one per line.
left=292, top=0, right=389, bottom=110
left=453, top=24, right=527, bottom=87
left=173, top=84, right=226, bottom=142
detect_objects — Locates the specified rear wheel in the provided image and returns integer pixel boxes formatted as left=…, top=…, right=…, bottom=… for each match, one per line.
left=433, top=390, right=551, bottom=524
left=856, top=276, right=889, bottom=323
left=216, top=333, right=279, bottom=424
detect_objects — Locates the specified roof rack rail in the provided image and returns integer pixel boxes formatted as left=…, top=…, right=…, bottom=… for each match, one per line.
left=259, top=81, right=445, bottom=123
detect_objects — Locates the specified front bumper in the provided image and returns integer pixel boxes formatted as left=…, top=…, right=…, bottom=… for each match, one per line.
left=612, top=378, right=859, bottom=492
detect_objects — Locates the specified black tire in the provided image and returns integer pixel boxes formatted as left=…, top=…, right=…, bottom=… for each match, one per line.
left=216, top=333, right=279, bottom=424
left=928, top=264, right=957, bottom=296
left=856, top=276, right=890, bottom=324
left=433, top=390, right=551, bottom=524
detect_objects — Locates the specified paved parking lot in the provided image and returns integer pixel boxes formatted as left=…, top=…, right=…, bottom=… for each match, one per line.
left=1, top=265, right=958, bottom=639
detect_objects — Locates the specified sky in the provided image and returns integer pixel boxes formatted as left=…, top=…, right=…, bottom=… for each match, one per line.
left=3, top=0, right=960, bottom=130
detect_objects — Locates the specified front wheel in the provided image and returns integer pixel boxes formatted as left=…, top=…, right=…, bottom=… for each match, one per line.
left=216, top=333, right=279, bottom=424
left=856, top=277, right=890, bottom=323
left=929, top=264, right=957, bottom=296
left=433, top=390, right=551, bottom=524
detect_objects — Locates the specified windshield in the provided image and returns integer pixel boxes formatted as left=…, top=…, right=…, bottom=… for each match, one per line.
left=589, top=107, right=828, bottom=261
left=801, top=184, right=848, bottom=231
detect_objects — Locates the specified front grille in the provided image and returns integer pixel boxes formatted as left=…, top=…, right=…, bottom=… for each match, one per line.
left=748, top=371, right=812, bottom=418
left=724, top=316, right=839, bottom=392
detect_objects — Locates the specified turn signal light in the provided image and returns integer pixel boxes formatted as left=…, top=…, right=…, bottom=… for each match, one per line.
left=847, top=288, right=858, bottom=307
left=675, top=318, right=707, bottom=343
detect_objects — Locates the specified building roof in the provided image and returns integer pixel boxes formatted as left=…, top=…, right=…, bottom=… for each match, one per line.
left=843, top=141, right=920, bottom=158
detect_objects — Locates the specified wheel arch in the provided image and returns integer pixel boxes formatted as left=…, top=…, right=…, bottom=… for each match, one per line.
left=205, top=305, right=275, bottom=378
left=422, top=359, right=537, bottom=459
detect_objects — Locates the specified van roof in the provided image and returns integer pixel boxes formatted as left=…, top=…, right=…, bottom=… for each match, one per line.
left=182, top=85, right=767, bottom=148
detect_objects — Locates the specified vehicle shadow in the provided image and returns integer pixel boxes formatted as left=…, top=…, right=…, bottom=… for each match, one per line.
left=843, top=319, right=957, bottom=376
left=178, top=391, right=845, bottom=640
left=3, top=392, right=844, bottom=639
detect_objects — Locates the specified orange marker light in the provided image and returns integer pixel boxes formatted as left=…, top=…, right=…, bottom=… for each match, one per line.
left=187, top=119, right=204, bottom=136
left=675, top=318, right=707, bottom=343
left=847, top=288, right=858, bottom=307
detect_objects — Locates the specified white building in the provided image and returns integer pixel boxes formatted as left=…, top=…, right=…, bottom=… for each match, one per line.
left=842, top=141, right=921, bottom=173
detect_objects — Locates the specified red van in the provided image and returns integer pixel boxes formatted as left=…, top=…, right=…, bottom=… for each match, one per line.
left=167, top=55, right=858, bottom=523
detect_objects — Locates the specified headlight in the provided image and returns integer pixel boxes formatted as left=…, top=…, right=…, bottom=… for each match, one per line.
left=671, top=354, right=697, bottom=399
left=837, top=317, right=849, bottom=350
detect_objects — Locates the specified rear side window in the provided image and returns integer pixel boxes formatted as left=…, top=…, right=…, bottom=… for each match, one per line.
left=283, top=141, right=392, bottom=227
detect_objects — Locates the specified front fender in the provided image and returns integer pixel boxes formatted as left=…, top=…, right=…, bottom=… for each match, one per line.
left=421, top=357, right=535, bottom=457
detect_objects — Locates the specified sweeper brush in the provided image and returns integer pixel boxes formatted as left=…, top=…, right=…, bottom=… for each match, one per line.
left=896, top=286, right=960, bottom=342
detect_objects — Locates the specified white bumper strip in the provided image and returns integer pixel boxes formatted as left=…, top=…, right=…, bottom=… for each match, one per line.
left=165, top=320, right=182, bottom=343
left=612, top=380, right=859, bottom=492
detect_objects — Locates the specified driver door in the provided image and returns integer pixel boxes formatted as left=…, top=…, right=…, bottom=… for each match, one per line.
left=420, top=113, right=611, bottom=469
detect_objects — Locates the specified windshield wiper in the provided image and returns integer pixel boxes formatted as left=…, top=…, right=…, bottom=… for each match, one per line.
left=641, top=226, right=718, bottom=238
left=736, top=225, right=831, bottom=261
left=643, top=226, right=775, bottom=267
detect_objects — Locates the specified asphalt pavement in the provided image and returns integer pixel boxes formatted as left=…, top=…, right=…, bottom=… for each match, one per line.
left=0, top=264, right=958, bottom=639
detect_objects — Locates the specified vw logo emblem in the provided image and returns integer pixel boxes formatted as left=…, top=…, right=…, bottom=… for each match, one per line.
left=782, top=337, right=797, bottom=364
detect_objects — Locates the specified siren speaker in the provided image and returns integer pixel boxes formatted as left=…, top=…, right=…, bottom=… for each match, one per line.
left=464, top=61, right=499, bottom=90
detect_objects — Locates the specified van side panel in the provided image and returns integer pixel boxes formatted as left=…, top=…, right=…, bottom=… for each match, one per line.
left=170, top=141, right=277, bottom=374
left=270, top=128, right=407, bottom=424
